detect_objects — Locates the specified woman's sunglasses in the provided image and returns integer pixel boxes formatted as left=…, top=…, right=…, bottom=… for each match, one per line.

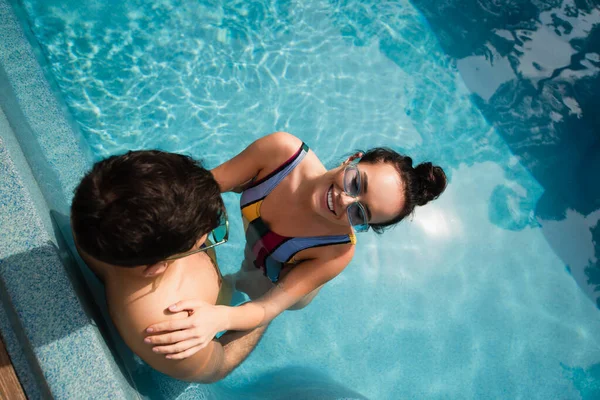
left=343, top=163, right=370, bottom=233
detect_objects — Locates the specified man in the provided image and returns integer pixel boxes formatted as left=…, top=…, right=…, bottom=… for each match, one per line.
left=71, top=150, right=264, bottom=383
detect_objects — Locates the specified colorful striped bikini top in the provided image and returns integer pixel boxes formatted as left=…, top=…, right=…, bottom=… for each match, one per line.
left=240, top=142, right=356, bottom=283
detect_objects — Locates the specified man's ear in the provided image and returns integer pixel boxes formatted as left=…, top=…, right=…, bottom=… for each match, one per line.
left=142, top=262, right=169, bottom=277
left=342, top=152, right=364, bottom=166
left=195, top=233, right=209, bottom=248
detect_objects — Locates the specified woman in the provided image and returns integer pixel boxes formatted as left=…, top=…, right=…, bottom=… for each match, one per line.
left=144, top=132, right=447, bottom=359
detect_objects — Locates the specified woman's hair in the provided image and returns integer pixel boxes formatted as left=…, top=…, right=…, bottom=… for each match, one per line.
left=359, top=148, right=447, bottom=233
left=71, top=150, right=223, bottom=267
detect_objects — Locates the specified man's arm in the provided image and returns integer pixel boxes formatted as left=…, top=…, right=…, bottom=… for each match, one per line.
left=204, top=326, right=268, bottom=382
left=186, top=326, right=267, bottom=383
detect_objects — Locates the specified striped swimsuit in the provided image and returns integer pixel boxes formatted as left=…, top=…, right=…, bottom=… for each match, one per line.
left=240, top=143, right=355, bottom=283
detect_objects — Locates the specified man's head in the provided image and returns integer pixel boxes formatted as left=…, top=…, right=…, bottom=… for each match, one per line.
left=71, top=150, right=223, bottom=269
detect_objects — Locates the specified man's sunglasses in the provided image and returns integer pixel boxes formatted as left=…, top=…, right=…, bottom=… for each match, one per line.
left=164, top=209, right=229, bottom=261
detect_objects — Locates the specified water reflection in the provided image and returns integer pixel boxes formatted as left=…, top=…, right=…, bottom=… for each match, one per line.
left=409, top=0, right=600, bottom=304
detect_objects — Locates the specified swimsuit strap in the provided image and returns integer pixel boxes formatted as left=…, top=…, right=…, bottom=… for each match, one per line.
left=252, top=234, right=354, bottom=283
left=272, top=235, right=354, bottom=264
left=240, top=142, right=309, bottom=208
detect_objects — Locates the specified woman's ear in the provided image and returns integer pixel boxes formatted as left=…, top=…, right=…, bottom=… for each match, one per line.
left=342, top=152, right=364, bottom=166
left=142, top=262, right=169, bottom=277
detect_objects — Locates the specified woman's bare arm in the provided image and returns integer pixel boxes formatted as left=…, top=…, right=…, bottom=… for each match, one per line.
left=211, top=131, right=302, bottom=192
left=220, top=245, right=355, bottom=331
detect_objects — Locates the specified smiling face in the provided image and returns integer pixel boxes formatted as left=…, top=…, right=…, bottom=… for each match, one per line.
left=313, top=155, right=405, bottom=230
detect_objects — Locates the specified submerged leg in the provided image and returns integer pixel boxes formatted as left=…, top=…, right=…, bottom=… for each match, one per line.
left=232, top=258, right=274, bottom=300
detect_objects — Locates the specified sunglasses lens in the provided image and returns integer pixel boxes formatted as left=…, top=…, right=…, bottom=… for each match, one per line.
left=343, top=166, right=360, bottom=197
left=347, top=203, right=368, bottom=232
left=353, top=223, right=369, bottom=233
left=211, top=214, right=228, bottom=243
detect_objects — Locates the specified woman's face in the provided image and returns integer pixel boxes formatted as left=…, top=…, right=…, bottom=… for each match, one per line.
left=314, top=156, right=405, bottom=230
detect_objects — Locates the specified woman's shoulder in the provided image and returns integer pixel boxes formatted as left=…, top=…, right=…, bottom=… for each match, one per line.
left=251, top=132, right=313, bottom=178
left=260, top=132, right=304, bottom=154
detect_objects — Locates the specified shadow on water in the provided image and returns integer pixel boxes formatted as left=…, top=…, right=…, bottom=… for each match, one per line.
left=562, top=361, right=600, bottom=399
left=403, top=0, right=600, bottom=304
left=404, top=0, right=600, bottom=392
left=216, top=367, right=369, bottom=400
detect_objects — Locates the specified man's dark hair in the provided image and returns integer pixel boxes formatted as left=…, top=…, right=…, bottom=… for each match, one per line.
left=71, top=150, right=223, bottom=267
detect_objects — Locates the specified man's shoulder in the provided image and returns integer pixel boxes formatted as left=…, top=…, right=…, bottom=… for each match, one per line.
left=108, top=256, right=222, bottom=380
left=112, top=296, right=221, bottom=381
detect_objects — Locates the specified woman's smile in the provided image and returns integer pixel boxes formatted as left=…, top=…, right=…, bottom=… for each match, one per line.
left=326, top=184, right=336, bottom=215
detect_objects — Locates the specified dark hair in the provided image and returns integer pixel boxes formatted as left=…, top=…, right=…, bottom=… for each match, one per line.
left=71, top=150, right=223, bottom=267
left=359, top=148, right=447, bottom=233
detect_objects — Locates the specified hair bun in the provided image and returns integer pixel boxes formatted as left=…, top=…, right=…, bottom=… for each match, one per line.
left=414, top=162, right=447, bottom=205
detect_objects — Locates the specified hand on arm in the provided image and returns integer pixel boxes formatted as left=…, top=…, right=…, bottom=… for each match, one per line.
left=141, top=306, right=266, bottom=383
left=144, top=246, right=354, bottom=359
left=144, top=300, right=231, bottom=359
left=143, top=296, right=270, bottom=359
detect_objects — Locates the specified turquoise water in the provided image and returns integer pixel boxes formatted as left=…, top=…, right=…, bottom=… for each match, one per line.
left=16, top=0, right=600, bottom=398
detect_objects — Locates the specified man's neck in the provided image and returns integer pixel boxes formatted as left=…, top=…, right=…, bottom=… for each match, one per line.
left=108, top=265, right=156, bottom=286
left=75, top=240, right=165, bottom=296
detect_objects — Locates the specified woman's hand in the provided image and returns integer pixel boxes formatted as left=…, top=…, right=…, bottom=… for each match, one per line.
left=144, top=299, right=229, bottom=360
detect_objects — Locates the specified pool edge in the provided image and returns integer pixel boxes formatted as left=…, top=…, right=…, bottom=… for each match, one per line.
left=0, top=0, right=142, bottom=398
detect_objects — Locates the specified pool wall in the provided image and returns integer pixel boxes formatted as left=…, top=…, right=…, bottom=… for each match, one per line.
left=0, top=0, right=142, bottom=398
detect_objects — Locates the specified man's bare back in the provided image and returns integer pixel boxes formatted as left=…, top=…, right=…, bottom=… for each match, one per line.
left=77, top=243, right=228, bottom=381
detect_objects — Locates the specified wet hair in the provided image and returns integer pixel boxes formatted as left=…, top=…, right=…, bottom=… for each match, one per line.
left=358, top=148, right=447, bottom=233
left=71, top=150, right=223, bottom=267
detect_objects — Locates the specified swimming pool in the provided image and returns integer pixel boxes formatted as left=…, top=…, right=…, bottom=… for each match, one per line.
left=2, top=0, right=600, bottom=398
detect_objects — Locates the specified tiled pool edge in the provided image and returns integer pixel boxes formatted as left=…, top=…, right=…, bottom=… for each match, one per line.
left=0, top=1, right=141, bottom=398
left=0, top=135, right=139, bottom=399
left=0, top=114, right=47, bottom=399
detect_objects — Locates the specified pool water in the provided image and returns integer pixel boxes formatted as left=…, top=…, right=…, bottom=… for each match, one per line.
left=16, top=0, right=600, bottom=398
